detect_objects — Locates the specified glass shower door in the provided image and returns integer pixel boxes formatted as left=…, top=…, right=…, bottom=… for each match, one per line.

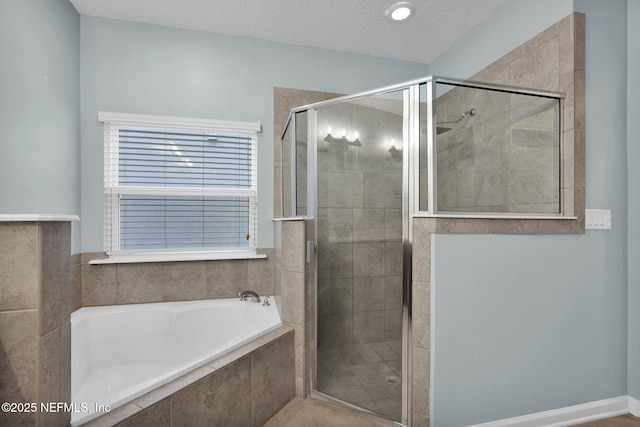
left=315, top=90, right=405, bottom=421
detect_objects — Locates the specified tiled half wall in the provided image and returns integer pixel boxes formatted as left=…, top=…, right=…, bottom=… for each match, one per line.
left=0, top=221, right=80, bottom=427
left=80, top=250, right=275, bottom=307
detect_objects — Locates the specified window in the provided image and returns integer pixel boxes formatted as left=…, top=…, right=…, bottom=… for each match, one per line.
left=98, top=112, right=261, bottom=259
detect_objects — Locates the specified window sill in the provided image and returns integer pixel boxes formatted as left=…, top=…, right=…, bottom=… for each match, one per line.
left=412, top=213, right=578, bottom=220
left=88, top=251, right=267, bottom=265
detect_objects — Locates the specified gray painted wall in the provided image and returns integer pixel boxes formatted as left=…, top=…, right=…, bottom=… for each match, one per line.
left=79, top=16, right=426, bottom=252
left=628, top=0, right=640, bottom=402
left=429, top=0, right=573, bottom=80
left=429, top=0, right=630, bottom=425
left=0, top=0, right=80, bottom=233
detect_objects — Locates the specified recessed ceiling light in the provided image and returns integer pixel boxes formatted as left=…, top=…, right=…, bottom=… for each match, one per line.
left=386, top=2, right=415, bottom=22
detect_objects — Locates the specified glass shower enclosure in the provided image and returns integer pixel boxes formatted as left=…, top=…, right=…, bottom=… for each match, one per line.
left=281, top=76, right=563, bottom=425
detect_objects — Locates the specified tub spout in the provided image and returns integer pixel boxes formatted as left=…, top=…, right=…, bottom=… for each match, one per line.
left=238, top=290, right=261, bottom=303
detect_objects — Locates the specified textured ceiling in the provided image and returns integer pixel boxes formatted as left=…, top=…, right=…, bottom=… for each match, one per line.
left=68, top=0, right=504, bottom=64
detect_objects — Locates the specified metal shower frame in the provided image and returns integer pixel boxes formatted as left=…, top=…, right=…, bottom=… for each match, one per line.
left=281, top=75, right=565, bottom=426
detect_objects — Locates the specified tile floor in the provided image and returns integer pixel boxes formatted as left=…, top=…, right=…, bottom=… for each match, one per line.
left=316, top=340, right=403, bottom=421
left=573, top=414, right=640, bottom=426
left=266, top=400, right=640, bottom=427
left=264, top=397, right=389, bottom=427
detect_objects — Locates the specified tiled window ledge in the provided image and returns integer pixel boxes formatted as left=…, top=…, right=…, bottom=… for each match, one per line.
left=0, top=214, right=79, bottom=221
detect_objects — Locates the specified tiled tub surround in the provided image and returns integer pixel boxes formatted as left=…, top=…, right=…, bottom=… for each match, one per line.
left=81, top=248, right=275, bottom=306
left=0, top=216, right=288, bottom=426
left=71, top=297, right=283, bottom=425
left=80, top=326, right=295, bottom=427
left=0, top=218, right=81, bottom=427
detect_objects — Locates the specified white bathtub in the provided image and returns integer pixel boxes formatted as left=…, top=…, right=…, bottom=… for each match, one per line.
left=71, top=297, right=281, bottom=426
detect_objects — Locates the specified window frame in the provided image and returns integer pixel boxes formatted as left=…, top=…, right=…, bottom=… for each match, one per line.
left=98, top=111, right=262, bottom=262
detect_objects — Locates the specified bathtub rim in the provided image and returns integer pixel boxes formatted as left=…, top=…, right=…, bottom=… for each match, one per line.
left=77, top=325, right=295, bottom=426
left=72, top=297, right=284, bottom=426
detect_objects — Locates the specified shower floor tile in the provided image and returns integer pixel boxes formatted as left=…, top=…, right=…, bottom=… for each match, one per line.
left=316, top=340, right=402, bottom=421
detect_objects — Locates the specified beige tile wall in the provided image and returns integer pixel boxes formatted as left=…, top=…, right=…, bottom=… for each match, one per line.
left=276, top=220, right=309, bottom=397
left=82, top=328, right=295, bottom=427
left=81, top=248, right=275, bottom=306
left=0, top=221, right=80, bottom=427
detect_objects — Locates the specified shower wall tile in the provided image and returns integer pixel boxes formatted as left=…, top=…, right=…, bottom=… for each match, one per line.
left=252, top=332, right=296, bottom=426
left=328, top=172, right=355, bottom=208
left=318, top=244, right=352, bottom=280
left=326, top=208, right=353, bottom=243
left=353, top=242, right=385, bottom=278
left=353, top=277, right=384, bottom=313
left=353, top=311, right=385, bottom=344
left=172, top=356, right=253, bottom=427
left=281, top=221, right=306, bottom=273
left=386, top=176, right=403, bottom=208
left=116, top=262, right=166, bottom=304
left=0, top=223, right=39, bottom=311
left=163, top=261, right=207, bottom=301
left=318, top=314, right=353, bottom=348
left=510, top=37, right=561, bottom=92
left=385, top=208, right=402, bottom=231
left=362, top=174, right=387, bottom=208
left=82, top=264, right=117, bottom=306
left=384, top=309, right=403, bottom=341
left=384, top=276, right=403, bottom=311
left=280, top=270, right=305, bottom=324
left=326, top=278, right=353, bottom=315
left=353, top=209, right=385, bottom=229
left=353, top=228, right=386, bottom=243
left=352, top=174, right=364, bottom=208
left=273, top=87, right=342, bottom=217
left=318, top=279, right=331, bottom=316
left=384, top=242, right=403, bottom=277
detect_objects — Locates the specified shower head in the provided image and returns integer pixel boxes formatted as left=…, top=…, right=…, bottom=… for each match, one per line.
left=437, top=107, right=477, bottom=126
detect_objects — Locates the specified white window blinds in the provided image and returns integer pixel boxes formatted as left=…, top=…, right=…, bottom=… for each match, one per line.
left=99, top=112, right=260, bottom=255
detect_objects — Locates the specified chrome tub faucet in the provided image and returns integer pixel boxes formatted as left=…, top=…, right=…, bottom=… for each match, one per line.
left=237, top=290, right=261, bottom=303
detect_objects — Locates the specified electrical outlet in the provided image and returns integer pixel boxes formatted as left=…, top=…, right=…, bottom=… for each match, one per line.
left=585, top=209, right=612, bottom=230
